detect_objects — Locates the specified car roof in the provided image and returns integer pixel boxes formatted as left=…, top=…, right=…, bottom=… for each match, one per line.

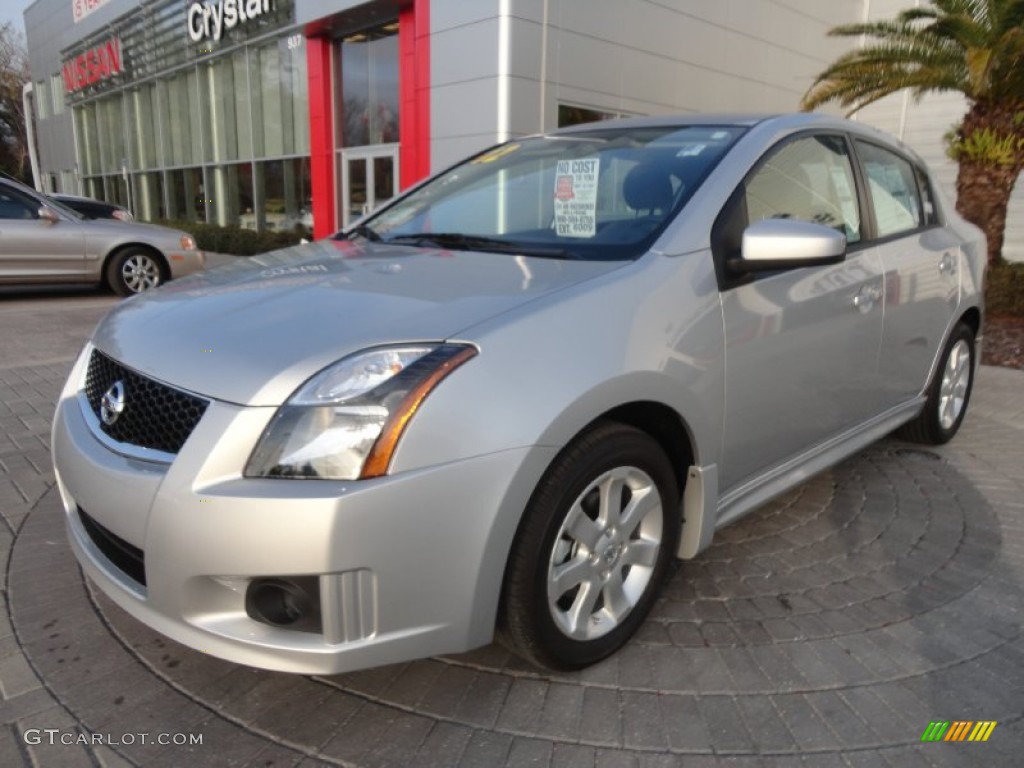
left=546, top=112, right=925, bottom=166
left=552, top=114, right=776, bottom=135
left=0, top=177, right=41, bottom=195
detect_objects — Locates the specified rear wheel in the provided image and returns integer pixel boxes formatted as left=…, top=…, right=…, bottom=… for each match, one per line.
left=499, top=421, right=680, bottom=669
left=898, top=321, right=975, bottom=444
left=106, top=248, right=165, bottom=296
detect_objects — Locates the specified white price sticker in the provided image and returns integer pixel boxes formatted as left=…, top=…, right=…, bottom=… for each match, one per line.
left=554, top=158, right=600, bottom=238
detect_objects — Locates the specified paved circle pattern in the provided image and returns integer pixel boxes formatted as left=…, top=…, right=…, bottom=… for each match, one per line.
left=6, top=361, right=1023, bottom=766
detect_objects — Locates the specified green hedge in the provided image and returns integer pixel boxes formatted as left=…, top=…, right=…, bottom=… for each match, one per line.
left=987, top=262, right=1024, bottom=317
left=155, top=220, right=307, bottom=256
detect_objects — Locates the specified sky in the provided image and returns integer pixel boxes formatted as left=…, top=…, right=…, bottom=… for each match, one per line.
left=1, top=1, right=29, bottom=37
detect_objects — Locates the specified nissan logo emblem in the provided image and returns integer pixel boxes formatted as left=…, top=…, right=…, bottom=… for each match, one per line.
left=100, top=380, right=126, bottom=426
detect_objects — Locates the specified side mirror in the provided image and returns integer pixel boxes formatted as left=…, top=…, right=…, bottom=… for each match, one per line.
left=38, top=206, right=61, bottom=224
left=728, top=218, right=846, bottom=274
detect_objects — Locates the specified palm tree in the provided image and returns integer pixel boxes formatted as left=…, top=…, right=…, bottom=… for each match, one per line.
left=801, top=0, right=1024, bottom=267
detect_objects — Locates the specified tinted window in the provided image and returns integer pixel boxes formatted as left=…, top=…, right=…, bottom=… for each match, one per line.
left=855, top=141, right=923, bottom=237
left=0, top=187, right=39, bottom=220
left=745, top=135, right=861, bottom=244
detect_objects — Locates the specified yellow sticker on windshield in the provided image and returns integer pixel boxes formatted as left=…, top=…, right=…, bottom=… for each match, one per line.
left=472, top=144, right=521, bottom=164
left=554, top=158, right=600, bottom=238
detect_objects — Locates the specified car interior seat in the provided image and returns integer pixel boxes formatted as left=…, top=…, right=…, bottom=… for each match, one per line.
left=623, top=163, right=676, bottom=215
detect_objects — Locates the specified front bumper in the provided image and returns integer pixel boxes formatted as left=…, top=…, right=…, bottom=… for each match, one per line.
left=52, top=362, right=550, bottom=674
left=166, top=250, right=206, bottom=279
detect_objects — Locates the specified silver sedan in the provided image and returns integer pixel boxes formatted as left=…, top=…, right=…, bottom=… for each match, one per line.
left=0, top=178, right=204, bottom=295
left=51, top=114, right=984, bottom=674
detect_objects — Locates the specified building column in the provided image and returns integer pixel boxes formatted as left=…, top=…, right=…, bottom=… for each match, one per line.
left=399, top=0, right=431, bottom=190
left=306, top=36, right=336, bottom=239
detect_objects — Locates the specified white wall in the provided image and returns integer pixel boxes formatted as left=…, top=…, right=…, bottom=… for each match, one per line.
left=429, top=0, right=864, bottom=169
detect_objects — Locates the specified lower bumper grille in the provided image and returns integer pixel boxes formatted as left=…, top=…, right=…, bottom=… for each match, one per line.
left=78, top=508, right=146, bottom=587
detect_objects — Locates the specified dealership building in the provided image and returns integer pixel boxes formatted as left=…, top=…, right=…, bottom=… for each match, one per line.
left=22, top=0, right=1023, bottom=257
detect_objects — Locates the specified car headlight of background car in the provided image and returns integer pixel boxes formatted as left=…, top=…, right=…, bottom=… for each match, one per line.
left=245, top=344, right=477, bottom=480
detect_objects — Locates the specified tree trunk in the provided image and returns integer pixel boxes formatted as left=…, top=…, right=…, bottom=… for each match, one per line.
left=954, top=101, right=1024, bottom=268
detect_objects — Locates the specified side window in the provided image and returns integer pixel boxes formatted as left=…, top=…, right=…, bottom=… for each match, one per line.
left=744, top=135, right=861, bottom=244
left=0, top=188, right=39, bottom=220
left=855, top=141, right=923, bottom=237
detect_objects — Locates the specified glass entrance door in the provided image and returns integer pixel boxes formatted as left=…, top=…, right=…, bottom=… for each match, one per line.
left=340, top=145, right=400, bottom=228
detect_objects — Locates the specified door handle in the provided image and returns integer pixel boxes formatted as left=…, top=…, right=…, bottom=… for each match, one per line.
left=852, top=285, right=881, bottom=312
left=938, top=252, right=957, bottom=275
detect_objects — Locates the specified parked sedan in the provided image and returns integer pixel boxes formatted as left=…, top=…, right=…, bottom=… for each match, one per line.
left=0, top=178, right=203, bottom=295
left=51, top=193, right=134, bottom=222
left=52, top=114, right=984, bottom=674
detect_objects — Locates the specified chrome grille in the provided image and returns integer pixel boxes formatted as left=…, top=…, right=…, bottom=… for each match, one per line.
left=84, top=349, right=208, bottom=454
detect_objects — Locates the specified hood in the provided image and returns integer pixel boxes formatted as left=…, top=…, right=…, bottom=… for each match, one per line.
left=91, top=239, right=625, bottom=405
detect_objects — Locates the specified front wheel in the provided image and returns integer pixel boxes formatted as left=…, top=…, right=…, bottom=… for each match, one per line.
left=106, top=248, right=166, bottom=296
left=898, top=321, right=976, bottom=444
left=499, top=421, right=680, bottom=669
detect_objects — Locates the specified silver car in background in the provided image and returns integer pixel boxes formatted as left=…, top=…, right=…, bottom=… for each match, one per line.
left=0, top=178, right=203, bottom=295
left=52, top=114, right=984, bottom=674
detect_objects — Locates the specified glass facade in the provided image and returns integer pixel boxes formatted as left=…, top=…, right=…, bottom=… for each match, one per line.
left=58, top=1, right=409, bottom=238
left=70, top=1, right=310, bottom=234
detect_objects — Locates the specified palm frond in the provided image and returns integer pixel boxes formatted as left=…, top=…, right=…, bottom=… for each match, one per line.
left=804, top=0, right=1024, bottom=110
left=827, top=20, right=928, bottom=40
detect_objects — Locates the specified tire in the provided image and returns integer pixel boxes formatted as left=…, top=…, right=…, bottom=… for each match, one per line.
left=499, top=421, right=681, bottom=669
left=106, top=248, right=166, bottom=296
left=898, top=321, right=976, bottom=445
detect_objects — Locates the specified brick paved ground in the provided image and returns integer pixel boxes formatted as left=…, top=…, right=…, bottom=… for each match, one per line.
left=0, top=352, right=1021, bottom=766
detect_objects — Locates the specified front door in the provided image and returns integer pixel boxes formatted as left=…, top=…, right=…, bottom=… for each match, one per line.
left=717, top=133, right=885, bottom=492
left=340, top=145, right=400, bottom=228
left=0, top=185, right=85, bottom=281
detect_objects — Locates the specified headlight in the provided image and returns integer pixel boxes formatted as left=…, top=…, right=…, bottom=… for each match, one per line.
left=180, top=234, right=197, bottom=250
left=245, top=344, right=477, bottom=480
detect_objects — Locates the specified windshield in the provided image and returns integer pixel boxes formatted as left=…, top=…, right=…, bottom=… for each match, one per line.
left=352, top=124, right=746, bottom=260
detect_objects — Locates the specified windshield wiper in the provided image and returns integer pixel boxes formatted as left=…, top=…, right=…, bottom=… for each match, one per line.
left=385, top=233, right=570, bottom=259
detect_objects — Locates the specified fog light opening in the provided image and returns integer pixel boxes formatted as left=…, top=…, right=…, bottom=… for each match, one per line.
left=246, top=578, right=319, bottom=630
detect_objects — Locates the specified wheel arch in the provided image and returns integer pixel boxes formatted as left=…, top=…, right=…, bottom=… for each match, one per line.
left=958, top=305, right=981, bottom=339
left=590, top=401, right=695, bottom=493
left=474, top=395, right=705, bottom=649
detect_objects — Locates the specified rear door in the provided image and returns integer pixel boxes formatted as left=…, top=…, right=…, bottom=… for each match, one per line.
left=853, top=140, right=961, bottom=403
left=0, top=186, right=86, bottom=281
left=715, top=133, right=886, bottom=492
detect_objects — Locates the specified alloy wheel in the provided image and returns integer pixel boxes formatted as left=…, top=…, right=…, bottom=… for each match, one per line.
left=547, top=466, right=664, bottom=641
left=939, top=339, right=971, bottom=430
left=121, top=253, right=162, bottom=293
